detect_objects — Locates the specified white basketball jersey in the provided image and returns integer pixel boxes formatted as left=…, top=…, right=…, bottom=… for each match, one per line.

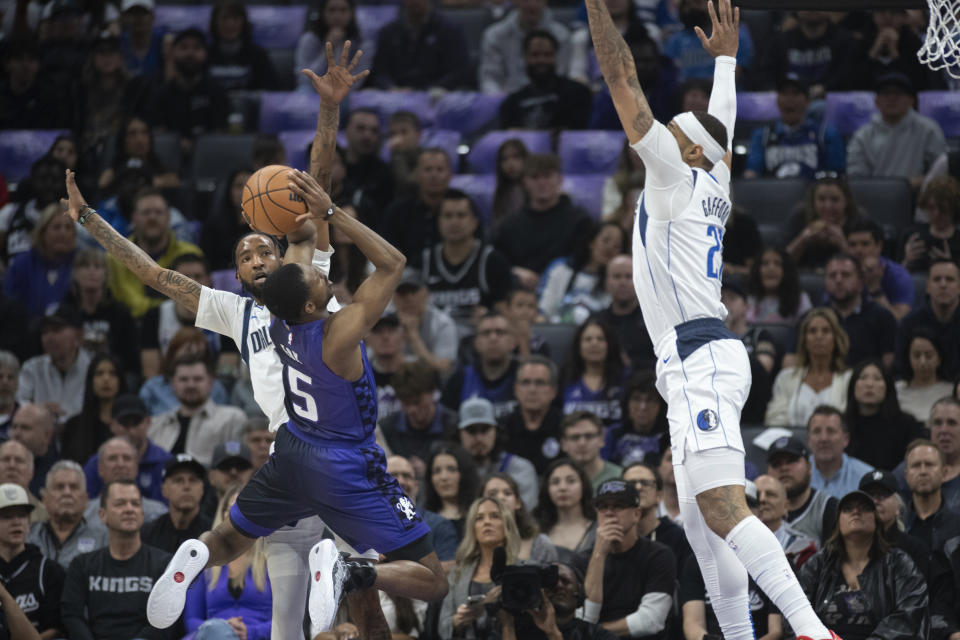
left=632, top=167, right=731, bottom=353
left=195, top=249, right=338, bottom=432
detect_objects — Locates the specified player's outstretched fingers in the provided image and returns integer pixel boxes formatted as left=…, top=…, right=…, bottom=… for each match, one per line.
left=694, top=26, right=708, bottom=46
left=340, top=40, right=352, bottom=67
left=347, top=49, right=364, bottom=73
left=707, top=0, right=718, bottom=28
left=325, top=40, right=335, bottom=67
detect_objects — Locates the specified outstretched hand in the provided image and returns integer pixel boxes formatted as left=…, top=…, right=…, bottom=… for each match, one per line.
left=61, top=169, right=87, bottom=221
left=695, top=0, right=739, bottom=59
left=288, top=170, right=334, bottom=223
left=301, top=40, right=370, bottom=105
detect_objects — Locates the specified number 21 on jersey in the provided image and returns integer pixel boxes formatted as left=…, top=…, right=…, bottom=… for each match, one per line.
left=706, top=226, right=724, bottom=280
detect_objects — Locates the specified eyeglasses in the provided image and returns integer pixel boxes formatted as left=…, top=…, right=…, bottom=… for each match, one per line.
left=631, top=479, right=658, bottom=489
left=517, top=378, right=551, bottom=387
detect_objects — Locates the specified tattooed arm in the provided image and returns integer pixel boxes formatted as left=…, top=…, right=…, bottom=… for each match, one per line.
left=62, top=170, right=201, bottom=314
left=585, top=0, right=653, bottom=143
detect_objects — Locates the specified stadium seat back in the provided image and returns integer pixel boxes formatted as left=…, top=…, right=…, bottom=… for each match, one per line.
left=0, top=130, right=68, bottom=182
left=731, top=178, right=808, bottom=226
left=918, top=91, right=960, bottom=137
left=434, top=91, right=505, bottom=136
left=825, top=92, right=877, bottom=136
left=558, top=130, right=626, bottom=175
left=562, top=174, right=607, bottom=220
left=467, top=130, right=551, bottom=173
left=191, top=134, right=256, bottom=192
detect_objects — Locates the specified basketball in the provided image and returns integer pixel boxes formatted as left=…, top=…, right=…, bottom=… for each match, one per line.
left=240, top=165, right=309, bottom=235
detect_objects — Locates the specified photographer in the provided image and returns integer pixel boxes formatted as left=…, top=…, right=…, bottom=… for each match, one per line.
left=582, top=480, right=676, bottom=638
left=498, top=562, right=618, bottom=640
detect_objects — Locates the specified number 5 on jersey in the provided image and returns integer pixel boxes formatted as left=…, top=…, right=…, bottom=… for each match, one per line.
left=288, top=367, right=318, bottom=421
left=706, top=226, right=724, bottom=280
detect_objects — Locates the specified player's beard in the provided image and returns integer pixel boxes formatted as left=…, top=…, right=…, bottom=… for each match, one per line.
left=784, top=471, right=811, bottom=500
left=241, top=275, right=265, bottom=300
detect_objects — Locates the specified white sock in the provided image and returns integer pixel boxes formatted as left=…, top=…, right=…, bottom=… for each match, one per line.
left=725, top=516, right=830, bottom=640
left=679, top=495, right=755, bottom=640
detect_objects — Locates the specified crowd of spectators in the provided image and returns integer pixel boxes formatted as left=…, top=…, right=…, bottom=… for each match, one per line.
left=1, top=0, right=960, bottom=638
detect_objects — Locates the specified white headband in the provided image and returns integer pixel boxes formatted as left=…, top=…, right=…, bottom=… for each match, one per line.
left=673, top=112, right=725, bottom=165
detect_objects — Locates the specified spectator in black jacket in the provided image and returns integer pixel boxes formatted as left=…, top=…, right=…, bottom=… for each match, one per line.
left=896, top=258, right=960, bottom=380
left=499, top=30, right=592, bottom=131
left=342, top=108, right=394, bottom=223
left=499, top=355, right=562, bottom=475
left=798, top=490, right=929, bottom=640
left=61, top=480, right=173, bottom=640
left=0, top=38, right=69, bottom=130
left=763, top=11, right=853, bottom=96
left=0, top=483, right=64, bottom=638
left=930, top=533, right=960, bottom=640
left=857, top=469, right=929, bottom=577
left=493, top=154, right=593, bottom=287
left=367, top=0, right=469, bottom=90
left=141, top=455, right=210, bottom=554
left=147, top=29, right=228, bottom=155
left=903, top=439, right=960, bottom=553
left=207, top=0, right=278, bottom=91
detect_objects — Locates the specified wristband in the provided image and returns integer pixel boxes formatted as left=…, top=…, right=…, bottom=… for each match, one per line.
left=583, top=599, right=602, bottom=623
left=77, top=205, right=95, bottom=226
left=715, top=55, right=737, bottom=66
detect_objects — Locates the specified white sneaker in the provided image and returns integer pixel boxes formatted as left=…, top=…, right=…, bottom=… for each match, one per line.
left=147, top=539, right=209, bottom=629
left=308, top=539, right=348, bottom=633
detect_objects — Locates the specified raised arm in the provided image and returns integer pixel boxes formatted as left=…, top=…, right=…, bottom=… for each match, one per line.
left=283, top=41, right=370, bottom=263
left=697, top=0, right=739, bottom=168
left=585, top=0, right=653, bottom=143
left=62, top=170, right=201, bottom=314
left=287, top=171, right=405, bottom=371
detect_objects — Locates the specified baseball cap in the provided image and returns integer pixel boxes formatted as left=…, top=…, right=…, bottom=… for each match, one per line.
left=211, top=441, right=253, bottom=471
left=721, top=278, right=746, bottom=300
left=858, top=469, right=898, bottom=495
left=396, top=268, right=426, bottom=292
left=163, top=453, right=206, bottom=481
left=776, top=72, right=808, bottom=94
left=838, top=490, right=877, bottom=513
left=41, top=306, right=83, bottom=331
left=458, top=397, right=497, bottom=430
left=874, top=72, right=914, bottom=95
left=767, top=436, right=809, bottom=462
left=121, top=0, right=154, bottom=12
left=0, top=483, right=34, bottom=513
left=41, top=0, right=83, bottom=19
left=112, top=394, right=148, bottom=422
left=594, top=479, right=640, bottom=509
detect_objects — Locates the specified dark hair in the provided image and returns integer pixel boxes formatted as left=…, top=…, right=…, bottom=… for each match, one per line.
left=903, top=326, right=945, bottom=382
left=173, top=28, right=208, bottom=48
left=171, top=351, right=214, bottom=378
left=505, top=286, right=536, bottom=305
left=231, top=231, right=283, bottom=270
left=560, top=411, right=604, bottom=439
left=690, top=110, right=728, bottom=153
left=807, top=404, right=847, bottom=432
left=929, top=257, right=960, bottom=277
left=620, top=370, right=667, bottom=436
left=161, top=328, right=214, bottom=379
left=111, top=116, right=166, bottom=181
left=622, top=460, right=663, bottom=491
left=391, top=360, right=439, bottom=402
left=346, top=107, right=380, bottom=126
left=919, top=176, right=960, bottom=224
left=517, top=354, right=558, bottom=387
left=570, top=220, right=627, bottom=273
left=442, top=188, right=478, bottom=219
left=523, top=29, right=558, bottom=53
left=210, top=0, right=253, bottom=43
left=846, top=359, right=901, bottom=424
left=493, top=139, right=529, bottom=223
left=803, top=177, right=860, bottom=227
left=261, top=263, right=310, bottom=322
left=480, top=472, right=539, bottom=538
left=826, top=252, right=863, bottom=281
left=390, top=110, right=421, bottom=131
left=100, top=478, right=140, bottom=508
left=132, top=186, right=167, bottom=211
left=68, top=353, right=128, bottom=463
left=533, top=459, right=596, bottom=531
left=747, top=247, right=803, bottom=318
left=170, top=252, right=209, bottom=275
left=524, top=153, right=562, bottom=178
left=563, top=316, right=625, bottom=389
left=307, top=0, right=360, bottom=42
left=845, top=218, right=883, bottom=245
left=416, top=146, right=451, bottom=170
left=423, top=445, right=479, bottom=516
left=823, top=504, right=889, bottom=562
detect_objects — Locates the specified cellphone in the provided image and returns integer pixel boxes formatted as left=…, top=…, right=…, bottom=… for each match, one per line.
left=466, top=595, right=485, bottom=606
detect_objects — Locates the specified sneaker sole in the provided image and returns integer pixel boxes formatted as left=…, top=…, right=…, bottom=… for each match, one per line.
left=147, top=540, right=209, bottom=629
left=308, top=539, right=347, bottom=633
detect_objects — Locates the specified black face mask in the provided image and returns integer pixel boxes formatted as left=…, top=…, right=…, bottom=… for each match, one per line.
left=526, top=63, right=555, bottom=84
left=680, top=9, right=710, bottom=31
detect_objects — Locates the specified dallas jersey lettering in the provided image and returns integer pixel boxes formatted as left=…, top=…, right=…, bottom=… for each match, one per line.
left=194, top=249, right=337, bottom=432
left=630, top=122, right=749, bottom=460
left=630, top=154, right=730, bottom=345
left=269, top=317, right=378, bottom=443
left=561, top=378, right=623, bottom=426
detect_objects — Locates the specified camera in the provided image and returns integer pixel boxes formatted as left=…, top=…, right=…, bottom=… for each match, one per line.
left=490, top=548, right=558, bottom=614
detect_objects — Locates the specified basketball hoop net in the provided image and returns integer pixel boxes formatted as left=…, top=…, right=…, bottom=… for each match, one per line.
left=919, top=0, right=960, bottom=78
